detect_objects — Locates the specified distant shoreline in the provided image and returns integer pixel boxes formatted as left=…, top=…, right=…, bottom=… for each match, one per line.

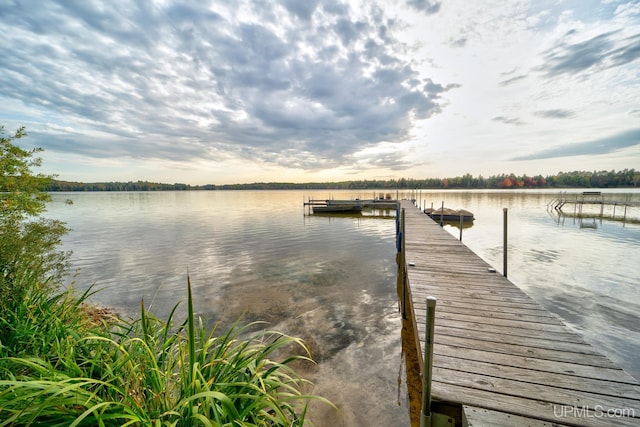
left=47, top=169, right=638, bottom=191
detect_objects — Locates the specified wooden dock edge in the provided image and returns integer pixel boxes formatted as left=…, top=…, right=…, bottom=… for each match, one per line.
left=398, top=204, right=462, bottom=426
left=396, top=200, right=640, bottom=427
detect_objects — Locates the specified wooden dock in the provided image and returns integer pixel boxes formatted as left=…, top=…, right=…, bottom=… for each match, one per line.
left=549, top=191, right=640, bottom=221
left=396, top=200, right=640, bottom=426
left=303, top=198, right=399, bottom=214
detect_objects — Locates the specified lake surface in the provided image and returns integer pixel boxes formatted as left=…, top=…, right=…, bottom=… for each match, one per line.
left=46, top=189, right=640, bottom=425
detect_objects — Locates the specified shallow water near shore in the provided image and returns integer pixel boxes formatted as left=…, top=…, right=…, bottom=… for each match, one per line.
left=46, top=189, right=640, bottom=425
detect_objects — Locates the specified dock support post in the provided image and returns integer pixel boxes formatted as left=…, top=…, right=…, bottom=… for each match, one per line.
left=459, top=214, right=463, bottom=241
left=401, top=208, right=407, bottom=319
left=420, top=296, right=437, bottom=427
left=503, top=208, right=508, bottom=278
left=397, top=207, right=407, bottom=319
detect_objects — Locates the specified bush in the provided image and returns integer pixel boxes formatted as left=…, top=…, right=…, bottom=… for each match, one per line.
left=1, top=125, right=70, bottom=324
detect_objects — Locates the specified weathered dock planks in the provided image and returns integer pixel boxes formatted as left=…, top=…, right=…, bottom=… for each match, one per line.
left=397, top=200, right=640, bottom=426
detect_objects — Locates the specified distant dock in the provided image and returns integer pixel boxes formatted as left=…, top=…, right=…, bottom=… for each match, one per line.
left=549, top=191, right=640, bottom=221
left=303, top=194, right=398, bottom=213
left=396, top=200, right=640, bottom=426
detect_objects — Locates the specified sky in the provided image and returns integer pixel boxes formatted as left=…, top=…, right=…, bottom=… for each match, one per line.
left=1, top=0, right=639, bottom=185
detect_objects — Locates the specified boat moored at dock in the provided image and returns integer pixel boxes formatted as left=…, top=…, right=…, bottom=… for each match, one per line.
left=424, top=207, right=474, bottom=221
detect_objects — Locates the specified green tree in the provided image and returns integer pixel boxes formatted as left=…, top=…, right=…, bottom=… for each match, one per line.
left=0, top=126, right=69, bottom=309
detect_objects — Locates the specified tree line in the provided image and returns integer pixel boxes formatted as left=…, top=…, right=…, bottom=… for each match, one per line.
left=47, top=169, right=639, bottom=191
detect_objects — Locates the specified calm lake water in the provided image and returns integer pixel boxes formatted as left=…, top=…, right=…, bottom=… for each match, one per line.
left=45, top=189, right=640, bottom=426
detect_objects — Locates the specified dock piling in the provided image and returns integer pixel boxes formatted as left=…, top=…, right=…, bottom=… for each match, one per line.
left=503, top=207, right=508, bottom=278
left=401, top=208, right=407, bottom=319
left=420, top=296, right=437, bottom=427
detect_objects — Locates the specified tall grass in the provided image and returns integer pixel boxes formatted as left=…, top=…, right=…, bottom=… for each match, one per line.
left=0, top=275, right=332, bottom=426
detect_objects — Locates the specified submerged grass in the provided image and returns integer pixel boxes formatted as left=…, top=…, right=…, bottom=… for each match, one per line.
left=0, top=275, right=332, bottom=426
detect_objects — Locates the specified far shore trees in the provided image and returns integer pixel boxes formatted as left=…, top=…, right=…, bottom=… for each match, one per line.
left=48, top=168, right=639, bottom=191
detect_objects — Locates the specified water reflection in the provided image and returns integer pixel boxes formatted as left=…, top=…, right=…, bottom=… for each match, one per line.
left=46, top=190, right=410, bottom=426
left=44, top=188, right=640, bottom=426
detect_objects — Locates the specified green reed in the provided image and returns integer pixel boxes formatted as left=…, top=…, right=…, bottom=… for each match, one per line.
left=0, top=276, right=332, bottom=426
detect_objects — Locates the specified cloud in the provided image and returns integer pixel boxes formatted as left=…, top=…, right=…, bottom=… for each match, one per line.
left=2, top=0, right=638, bottom=183
left=492, top=116, right=526, bottom=126
left=406, top=0, right=441, bottom=15
left=449, top=36, right=468, bottom=48
left=499, top=75, right=527, bottom=86
left=534, top=109, right=575, bottom=119
left=511, top=128, right=640, bottom=160
left=0, top=0, right=455, bottom=171
left=541, top=30, right=640, bottom=76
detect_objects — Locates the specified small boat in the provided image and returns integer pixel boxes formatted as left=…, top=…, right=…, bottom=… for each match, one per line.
left=313, top=204, right=363, bottom=213
left=425, top=207, right=474, bottom=221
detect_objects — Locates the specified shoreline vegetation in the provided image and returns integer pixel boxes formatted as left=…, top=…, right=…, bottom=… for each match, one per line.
left=48, top=168, right=639, bottom=192
left=1, top=125, right=332, bottom=425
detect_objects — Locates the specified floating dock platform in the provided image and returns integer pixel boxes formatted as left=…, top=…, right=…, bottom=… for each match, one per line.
left=303, top=197, right=399, bottom=212
left=549, top=191, right=639, bottom=220
left=396, top=200, right=640, bottom=426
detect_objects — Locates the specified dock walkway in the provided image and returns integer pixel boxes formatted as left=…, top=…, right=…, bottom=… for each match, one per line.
left=397, top=200, right=640, bottom=426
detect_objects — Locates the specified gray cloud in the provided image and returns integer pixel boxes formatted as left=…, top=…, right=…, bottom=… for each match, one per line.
left=493, top=116, right=526, bottom=126
left=0, top=0, right=455, bottom=170
left=534, top=109, right=575, bottom=119
left=511, top=128, right=640, bottom=160
left=541, top=30, right=640, bottom=76
left=406, top=0, right=441, bottom=15
left=499, top=75, right=527, bottom=86
left=449, top=36, right=467, bottom=48
left=357, top=150, right=413, bottom=171
left=281, top=0, right=320, bottom=21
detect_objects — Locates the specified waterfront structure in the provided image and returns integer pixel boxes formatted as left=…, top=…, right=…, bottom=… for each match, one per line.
left=397, top=200, right=640, bottom=426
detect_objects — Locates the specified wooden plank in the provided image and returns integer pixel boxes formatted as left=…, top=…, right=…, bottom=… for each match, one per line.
left=430, top=343, right=633, bottom=383
left=434, top=381, right=639, bottom=427
left=410, top=273, right=532, bottom=294
left=410, top=285, right=540, bottom=305
left=462, top=405, right=570, bottom=427
left=426, top=304, right=564, bottom=325
left=414, top=305, right=567, bottom=328
left=433, top=366, right=640, bottom=423
left=436, top=355, right=640, bottom=399
left=431, top=334, right=621, bottom=368
left=428, top=299, right=562, bottom=319
left=412, top=293, right=549, bottom=311
left=432, top=325, right=603, bottom=356
left=416, top=315, right=586, bottom=343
